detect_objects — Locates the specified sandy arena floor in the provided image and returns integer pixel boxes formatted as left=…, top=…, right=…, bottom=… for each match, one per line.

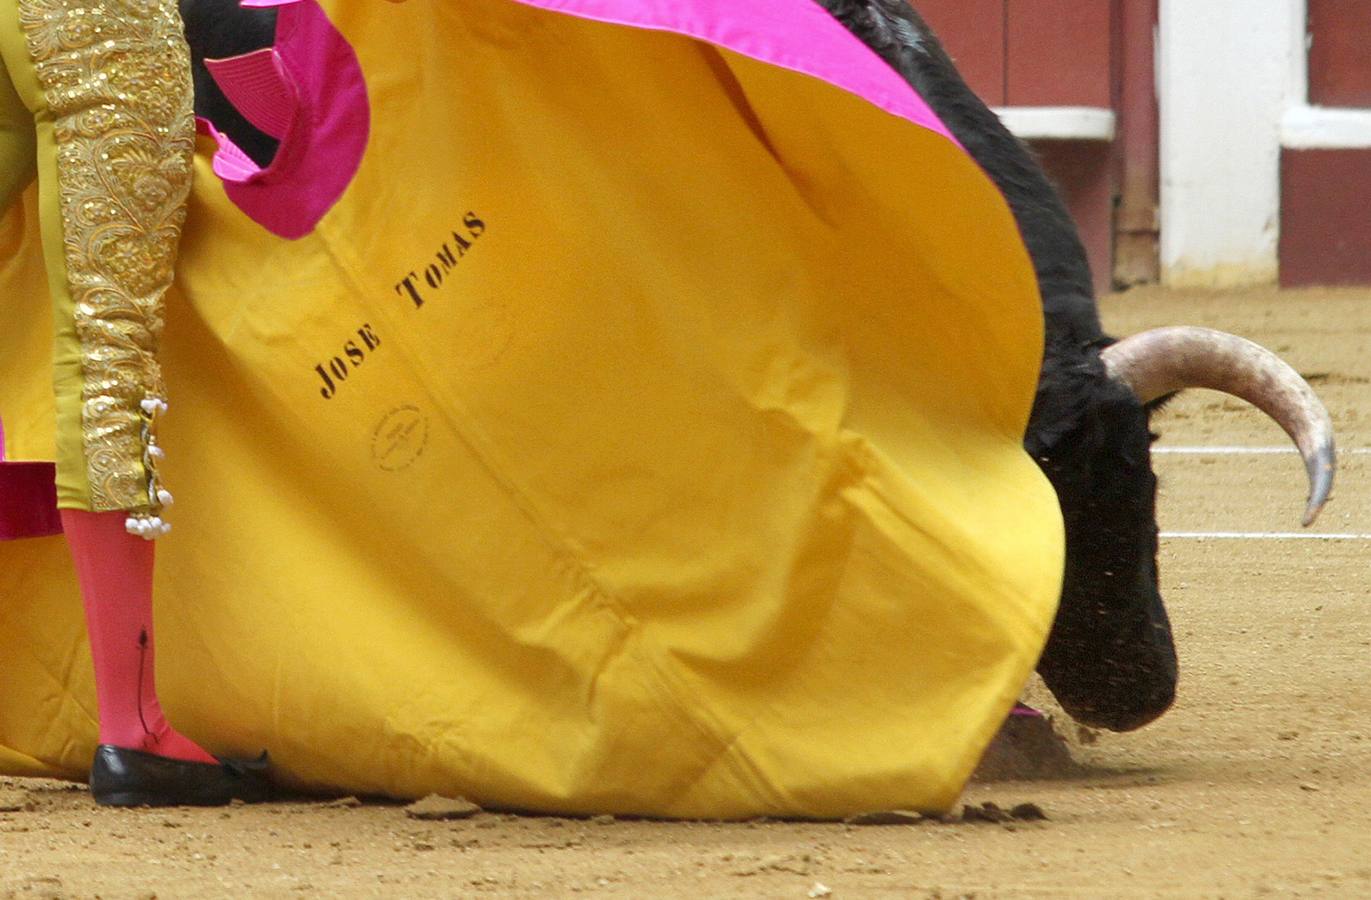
left=2, top=287, right=1368, bottom=898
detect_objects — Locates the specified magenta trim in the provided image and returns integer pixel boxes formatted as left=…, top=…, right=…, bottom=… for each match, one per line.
left=199, top=117, right=259, bottom=182
left=206, top=48, right=295, bottom=140
left=201, top=0, right=370, bottom=240
left=506, top=0, right=957, bottom=144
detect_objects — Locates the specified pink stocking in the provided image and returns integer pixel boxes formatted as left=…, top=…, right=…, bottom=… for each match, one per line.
left=61, top=509, right=216, bottom=765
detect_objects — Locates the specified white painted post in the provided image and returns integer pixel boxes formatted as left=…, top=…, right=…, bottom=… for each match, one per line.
left=1158, top=0, right=1307, bottom=287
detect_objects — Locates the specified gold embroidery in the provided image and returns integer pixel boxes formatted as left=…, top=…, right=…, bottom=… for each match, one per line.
left=19, top=0, right=193, bottom=512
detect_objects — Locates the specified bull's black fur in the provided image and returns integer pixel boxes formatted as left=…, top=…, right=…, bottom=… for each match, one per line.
left=820, top=0, right=1176, bottom=731
left=179, top=1, right=1177, bottom=732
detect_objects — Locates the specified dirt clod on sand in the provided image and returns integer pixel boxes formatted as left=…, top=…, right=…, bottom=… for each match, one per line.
left=402, top=794, right=482, bottom=821
left=845, top=809, right=927, bottom=826
left=1009, top=802, right=1048, bottom=821
left=972, top=710, right=1079, bottom=781
left=959, top=801, right=1049, bottom=825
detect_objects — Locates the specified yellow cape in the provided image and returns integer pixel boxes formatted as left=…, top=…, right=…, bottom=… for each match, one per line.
left=0, top=0, right=1063, bottom=818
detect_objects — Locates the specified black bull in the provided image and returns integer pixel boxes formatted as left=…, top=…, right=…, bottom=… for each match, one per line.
left=180, top=1, right=1335, bottom=733
left=824, top=0, right=1179, bottom=730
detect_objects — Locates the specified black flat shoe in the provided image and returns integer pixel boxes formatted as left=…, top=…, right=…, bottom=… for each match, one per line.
left=89, top=744, right=273, bottom=807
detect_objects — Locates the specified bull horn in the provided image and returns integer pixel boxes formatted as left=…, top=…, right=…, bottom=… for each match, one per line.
left=1101, top=326, right=1336, bottom=526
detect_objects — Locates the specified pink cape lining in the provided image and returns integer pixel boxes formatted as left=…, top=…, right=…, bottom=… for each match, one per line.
left=199, top=0, right=958, bottom=239
left=508, top=0, right=958, bottom=144
left=199, top=0, right=370, bottom=240
left=204, top=48, right=294, bottom=141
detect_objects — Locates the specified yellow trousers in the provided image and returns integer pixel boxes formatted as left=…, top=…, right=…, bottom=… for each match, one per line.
left=0, top=0, right=193, bottom=514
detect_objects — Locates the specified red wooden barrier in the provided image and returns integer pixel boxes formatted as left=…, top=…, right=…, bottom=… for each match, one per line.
left=1308, top=0, right=1371, bottom=107
left=1005, top=0, right=1112, bottom=107
left=914, top=0, right=1008, bottom=104
left=1281, top=149, right=1371, bottom=287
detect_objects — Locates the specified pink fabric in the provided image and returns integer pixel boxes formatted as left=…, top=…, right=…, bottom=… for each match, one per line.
left=199, top=118, right=261, bottom=183
left=0, top=417, right=61, bottom=541
left=200, top=0, right=370, bottom=240
left=200, top=0, right=955, bottom=239
left=205, top=48, right=295, bottom=140
left=507, top=0, right=958, bottom=143
left=61, top=510, right=217, bottom=764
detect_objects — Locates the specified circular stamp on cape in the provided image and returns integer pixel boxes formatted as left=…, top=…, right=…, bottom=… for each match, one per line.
left=371, top=405, right=429, bottom=472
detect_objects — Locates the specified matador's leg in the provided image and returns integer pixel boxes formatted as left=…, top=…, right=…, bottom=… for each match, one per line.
left=1, top=0, right=268, bottom=805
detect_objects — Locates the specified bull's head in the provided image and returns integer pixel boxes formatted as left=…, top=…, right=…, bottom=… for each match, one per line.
left=1032, top=322, right=1335, bottom=731
left=814, top=0, right=1338, bottom=733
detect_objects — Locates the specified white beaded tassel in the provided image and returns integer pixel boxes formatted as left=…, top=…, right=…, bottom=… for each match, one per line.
left=126, top=395, right=174, bottom=540
left=124, top=515, right=171, bottom=540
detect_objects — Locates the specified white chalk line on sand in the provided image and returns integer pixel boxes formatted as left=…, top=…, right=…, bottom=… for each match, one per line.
left=1154, top=446, right=1371, bottom=455
left=1162, top=531, right=1371, bottom=541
